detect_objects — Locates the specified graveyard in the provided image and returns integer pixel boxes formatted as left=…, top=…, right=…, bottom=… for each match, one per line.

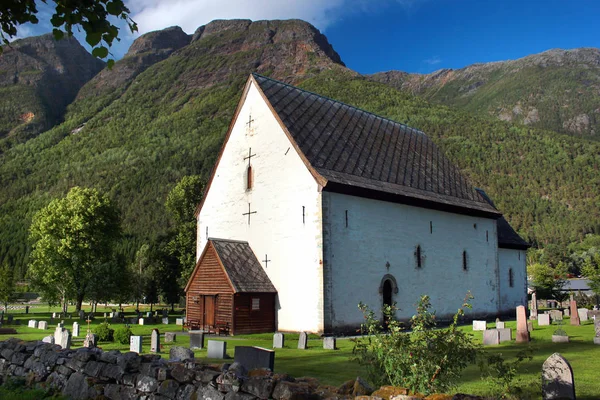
left=0, top=304, right=599, bottom=398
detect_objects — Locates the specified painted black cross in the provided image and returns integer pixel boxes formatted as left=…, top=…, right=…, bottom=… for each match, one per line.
left=246, top=114, right=255, bottom=131
left=242, top=202, right=257, bottom=224
left=263, top=254, right=271, bottom=268
left=244, top=147, right=256, bottom=167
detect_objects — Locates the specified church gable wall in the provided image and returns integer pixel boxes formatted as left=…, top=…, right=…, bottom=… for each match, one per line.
left=197, top=81, right=324, bottom=333
left=498, top=248, right=527, bottom=313
left=322, top=191, right=500, bottom=331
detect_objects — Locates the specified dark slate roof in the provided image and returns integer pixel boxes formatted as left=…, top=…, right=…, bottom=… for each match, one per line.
left=210, top=238, right=277, bottom=293
left=476, top=189, right=530, bottom=250
left=253, top=73, right=500, bottom=217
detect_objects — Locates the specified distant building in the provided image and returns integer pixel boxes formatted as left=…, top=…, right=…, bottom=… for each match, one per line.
left=186, top=73, right=530, bottom=334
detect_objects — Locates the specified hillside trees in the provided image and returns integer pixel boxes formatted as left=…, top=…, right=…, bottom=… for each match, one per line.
left=28, top=186, right=121, bottom=311
left=1, top=0, right=137, bottom=63
left=0, top=263, right=15, bottom=312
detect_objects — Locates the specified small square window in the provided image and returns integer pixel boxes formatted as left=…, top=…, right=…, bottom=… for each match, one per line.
left=251, top=298, right=260, bottom=311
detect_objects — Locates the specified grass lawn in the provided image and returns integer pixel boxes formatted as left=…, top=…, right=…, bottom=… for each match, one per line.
left=1, top=309, right=599, bottom=399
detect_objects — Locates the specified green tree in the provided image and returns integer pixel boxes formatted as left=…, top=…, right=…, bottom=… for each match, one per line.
left=528, top=262, right=569, bottom=302
left=28, top=186, right=121, bottom=311
left=581, top=249, right=600, bottom=297
left=1, top=0, right=137, bottom=64
left=0, top=263, right=15, bottom=313
left=165, top=175, right=205, bottom=286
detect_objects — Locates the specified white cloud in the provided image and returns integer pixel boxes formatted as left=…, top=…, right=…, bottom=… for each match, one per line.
left=424, top=56, right=441, bottom=65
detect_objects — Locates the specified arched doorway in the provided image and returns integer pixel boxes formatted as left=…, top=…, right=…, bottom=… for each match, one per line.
left=383, top=280, right=393, bottom=308
left=379, top=274, right=398, bottom=328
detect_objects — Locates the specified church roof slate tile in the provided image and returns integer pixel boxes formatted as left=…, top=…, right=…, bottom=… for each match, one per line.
left=210, top=238, right=277, bottom=293
left=253, top=73, right=500, bottom=217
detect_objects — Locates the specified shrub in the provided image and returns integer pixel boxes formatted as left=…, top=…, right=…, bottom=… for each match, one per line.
left=94, top=322, right=114, bottom=342
left=352, top=294, right=480, bottom=395
left=114, top=325, right=133, bottom=344
left=479, top=349, right=533, bottom=398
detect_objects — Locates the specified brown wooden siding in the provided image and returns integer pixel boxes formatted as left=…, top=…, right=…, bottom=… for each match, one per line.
left=233, top=293, right=276, bottom=335
left=186, top=243, right=233, bottom=329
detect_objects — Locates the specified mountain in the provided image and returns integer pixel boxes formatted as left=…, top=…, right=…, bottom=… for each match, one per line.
left=370, top=48, right=600, bottom=138
left=0, top=21, right=599, bottom=278
left=0, top=34, right=105, bottom=151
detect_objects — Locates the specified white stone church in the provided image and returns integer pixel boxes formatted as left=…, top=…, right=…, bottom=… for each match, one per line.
left=192, top=73, right=529, bottom=334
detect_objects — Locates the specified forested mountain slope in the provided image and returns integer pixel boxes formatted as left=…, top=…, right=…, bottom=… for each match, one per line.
left=0, top=21, right=598, bottom=279
left=370, top=48, right=600, bottom=138
left=0, top=34, right=105, bottom=152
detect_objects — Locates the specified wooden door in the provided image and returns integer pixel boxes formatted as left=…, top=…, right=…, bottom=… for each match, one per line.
left=204, top=296, right=215, bottom=326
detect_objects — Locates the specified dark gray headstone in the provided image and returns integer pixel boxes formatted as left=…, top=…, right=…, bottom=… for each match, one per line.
left=323, top=337, right=336, bottom=350
left=189, top=331, right=204, bottom=349
left=498, top=328, right=512, bottom=343
left=234, top=346, right=275, bottom=371
left=207, top=340, right=227, bottom=359
left=297, top=332, right=308, bottom=350
left=542, top=353, right=575, bottom=400
left=273, top=332, right=284, bottom=348
left=150, top=329, right=160, bottom=353
left=165, top=332, right=176, bottom=343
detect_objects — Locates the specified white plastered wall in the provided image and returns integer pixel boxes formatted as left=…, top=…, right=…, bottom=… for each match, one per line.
left=197, top=81, right=324, bottom=333
left=498, top=248, right=528, bottom=312
left=322, top=191, right=500, bottom=330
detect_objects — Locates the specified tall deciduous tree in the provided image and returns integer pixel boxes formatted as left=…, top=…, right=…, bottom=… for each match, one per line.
left=28, top=186, right=121, bottom=311
left=1, top=0, right=137, bottom=65
left=528, top=262, right=569, bottom=303
left=165, top=175, right=205, bottom=286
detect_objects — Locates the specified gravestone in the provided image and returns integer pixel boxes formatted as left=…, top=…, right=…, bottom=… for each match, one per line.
left=472, top=320, right=487, bottom=331
left=593, top=319, right=600, bottom=345
left=146, top=312, right=152, bottom=318
left=52, top=312, right=57, bottom=319
left=83, top=333, right=98, bottom=348
left=538, top=314, right=551, bottom=326
left=162, top=309, right=168, bottom=318
left=530, top=292, right=538, bottom=320
left=528, top=320, right=534, bottom=332
left=207, top=340, right=227, bottom=359
left=496, top=321, right=505, bottom=329
left=498, top=328, right=512, bottom=343
left=588, top=310, right=600, bottom=320
left=109, top=312, right=114, bottom=318
left=298, top=331, right=308, bottom=349
left=176, top=318, right=184, bottom=326
left=165, top=332, right=176, bottom=343
left=273, top=332, right=284, bottom=348
left=130, top=317, right=138, bottom=325
left=139, top=318, right=145, bottom=326
left=234, top=346, right=275, bottom=371
left=569, top=301, right=580, bottom=325
left=189, top=331, right=204, bottom=349
left=577, top=308, right=588, bottom=322
left=130, top=336, right=142, bottom=354
left=54, top=327, right=63, bottom=344
left=42, top=335, right=54, bottom=344
left=550, top=310, right=563, bottom=321
left=150, top=329, right=160, bottom=353
left=516, top=305, right=530, bottom=343
left=38, top=321, right=48, bottom=330
left=323, top=337, right=336, bottom=350
left=541, top=353, right=575, bottom=400
left=564, top=308, right=570, bottom=317
left=58, top=329, right=71, bottom=349
left=79, top=310, right=85, bottom=320
left=7, top=315, right=13, bottom=324
left=169, top=346, right=194, bottom=361
left=28, top=320, right=37, bottom=328
left=162, top=318, right=169, bottom=324
left=72, top=322, right=80, bottom=337
left=483, top=329, right=500, bottom=345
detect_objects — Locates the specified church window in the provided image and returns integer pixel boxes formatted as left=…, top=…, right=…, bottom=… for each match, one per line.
left=206, top=226, right=208, bottom=239
left=462, top=251, right=468, bottom=271
left=486, top=230, right=489, bottom=242
left=518, top=252, right=521, bottom=260
left=246, top=165, right=253, bottom=190
left=509, top=268, right=514, bottom=287
left=251, top=297, right=260, bottom=311
left=473, top=223, right=477, bottom=229
left=415, top=245, right=422, bottom=268
left=430, top=221, right=433, bottom=234
left=302, top=206, right=305, bottom=224
left=345, top=210, right=349, bottom=228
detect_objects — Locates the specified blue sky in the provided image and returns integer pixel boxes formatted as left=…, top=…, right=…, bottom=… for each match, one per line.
left=10, top=0, right=600, bottom=74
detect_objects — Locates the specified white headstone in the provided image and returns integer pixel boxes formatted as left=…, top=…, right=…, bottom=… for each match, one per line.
left=146, top=312, right=152, bottom=318
left=483, top=329, right=500, bottom=345
left=28, top=320, right=37, bottom=328
left=323, top=337, right=336, bottom=350
left=58, top=329, right=71, bottom=349
left=165, top=332, right=177, bottom=343
left=472, top=320, right=487, bottom=331
left=496, top=321, right=505, bottom=329
left=130, top=335, right=143, bottom=354
left=538, top=314, right=551, bottom=326
left=578, top=308, right=588, bottom=322
left=139, top=318, right=145, bottom=325
left=298, top=332, right=308, bottom=350
left=54, top=327, right=63, bottom=344
left=38, top=321, right=48, bottom=330
left=207, top=340, right=227, bottom=359
left=42, top=335, right=54, bottom=344
left=162, top=318, right=169, bottom=324
left=72, top=322, right=80, bottom=337
left=150, top=329, right=160, bottom=353
left=176, top=318, right=184, bottom=326
left=273, top=332, right=284, bottom=348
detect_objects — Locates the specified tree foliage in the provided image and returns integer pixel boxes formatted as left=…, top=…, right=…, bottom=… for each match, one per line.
left=352, top=294, right=479, bottom=395
left=527, top=262, right=568, bottom=302
left=0, top=262, right=15, bottom=310
left=0, top=0, right=137, bottom=64
left=28, top=186, right=121, bottom=310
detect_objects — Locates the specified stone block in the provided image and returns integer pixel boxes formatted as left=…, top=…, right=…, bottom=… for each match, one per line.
left=130, top=335, right=142, bottom=354
left=72, top=322, right=80, bottom=337
left=297, top=331, right=308, bottom=349
left=139, top=318, right=145, bottom=326
left=176, top=318, right=184, bottom=325
left=234, top=346, right=275, bottom=371
left=169, top=346, right=194, bottom=362
left=207, top=340, right=227, bottom=359
left=189, top=331, right=204, bottom=349
left=495, top=321, right=505, bottom=329
left=578, top=308, right=588, bottom=322
left=483, top=329, right=500, bottom=345
left=538, top=314, right=551, bottom=326
left=552, top=335, right=569, bottom=343
left=38, top=321, right=48, bottom=330
left=165, top=332, right=176, bottom=343
left=273, top=332, right=284, bottom=348
left=542, top=353, right=575, bottom=400
left=28, top=320, right=37, bottom=328
left=472, top=320, right=487, bottom=331
left=323, top=337, right=336, bottom=350
left=498, top=328, right=512, bottom=342
left=151, top=329, right=160, bottom=353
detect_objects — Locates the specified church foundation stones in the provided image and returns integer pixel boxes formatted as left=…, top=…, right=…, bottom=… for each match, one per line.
left=273, top=332, right=284, bottom=348
left=542, top=353, right=575, bottom=400
left=169, top=346, right=194, bottom=362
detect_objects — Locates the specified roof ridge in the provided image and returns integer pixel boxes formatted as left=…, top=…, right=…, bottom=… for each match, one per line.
left=252, top=73, right=427, bottom=136
left=208, top=237, right=249, bottom=244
